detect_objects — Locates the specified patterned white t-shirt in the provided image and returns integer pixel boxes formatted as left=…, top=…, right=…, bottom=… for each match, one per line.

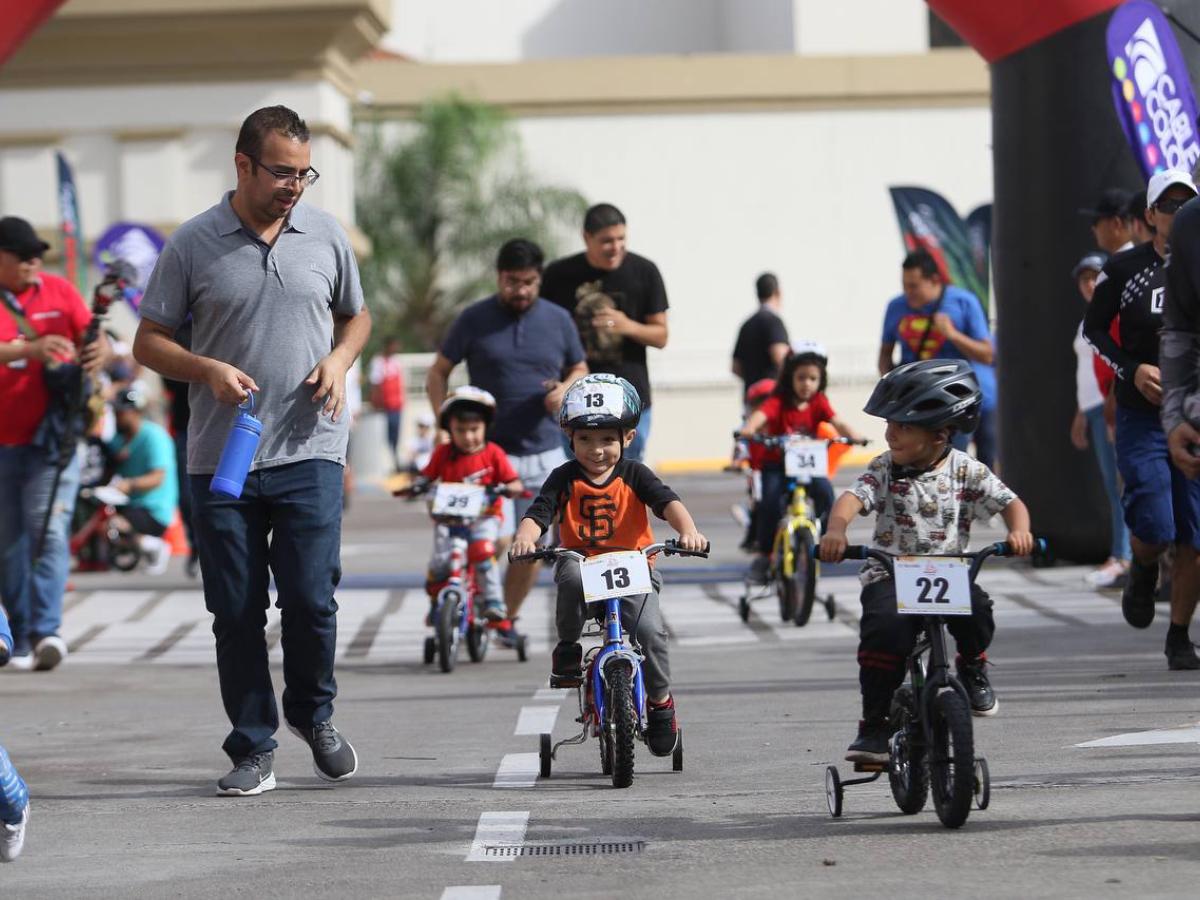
left=851, top=449, right=1017, bottom=585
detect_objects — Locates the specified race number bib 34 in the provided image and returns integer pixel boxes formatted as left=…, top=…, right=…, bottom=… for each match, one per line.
left=431, top=482, right=486, bottom=518
left=580, top=550, right=653, bottom=602
left=784, top=439, right=828, bottom=480
left=894, top=557, right=972, bottom=616
left=564, top=383, right=624, bottom=421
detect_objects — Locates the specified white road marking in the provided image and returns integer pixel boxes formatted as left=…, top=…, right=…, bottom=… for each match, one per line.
left=441, top=887, right=501, bottom=900
left=1076, top=722, right=1200, bottom=748
left=514, top=706, right=559, bottom=735
left=532, top=688, right=571, bottom=702
left=466, top=811, right=529, bottom=862
left=493, top=753, right=540, bottom=789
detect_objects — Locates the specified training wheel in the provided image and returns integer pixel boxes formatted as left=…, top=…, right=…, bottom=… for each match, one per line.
left=738, top=595, right=750, bottom=623
left=422, top=636, right=436, bottom=665
left=539, top=733, right=553, bottom=779
left=825, top=766, right=843, bottom=818
left=672, top=728, right=684, bottom=772
left=824, top=595, right=836, bottom=622
left=973, top=757, right=990, bottom=810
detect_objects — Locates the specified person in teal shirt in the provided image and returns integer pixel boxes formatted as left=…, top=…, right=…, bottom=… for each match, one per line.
left=106, top=388, right=178, bottom=575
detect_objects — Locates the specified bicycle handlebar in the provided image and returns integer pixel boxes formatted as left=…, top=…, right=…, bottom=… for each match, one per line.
left=393, top=479, right=530, bottom=501
left=843, top=539, right=1047, bottom=578
left=733, top=431, right=869, bottom=449
left=510, top=538, right=711, bottom=565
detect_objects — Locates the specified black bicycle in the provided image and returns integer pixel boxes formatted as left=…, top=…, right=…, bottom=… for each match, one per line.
left=824, top=540, right=1043, bottom=829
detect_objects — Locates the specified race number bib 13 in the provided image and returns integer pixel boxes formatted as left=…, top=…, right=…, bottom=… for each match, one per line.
left=580, top=550, right=653, bottom=602
left=431, top=482, right=486, bottom=518
left=564, top=383, right=624, bottom=421
left=784, top=439, right=828, bottom=480
left=894, top=557, right=972, bottom=616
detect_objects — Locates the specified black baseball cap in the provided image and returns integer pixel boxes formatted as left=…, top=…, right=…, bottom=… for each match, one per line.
left=1079, top=188, right=1133, bottom=221
left=0, top=216, right=50, bottom=259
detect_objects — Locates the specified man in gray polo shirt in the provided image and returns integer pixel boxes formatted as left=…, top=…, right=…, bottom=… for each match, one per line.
left=133, top=106, right=371, bottom=796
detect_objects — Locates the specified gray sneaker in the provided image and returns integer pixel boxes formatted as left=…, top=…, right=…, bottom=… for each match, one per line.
left=288, top=721, right=358, bottom=782
left=0, top=803, right=28, bottom=862
left=216, top=751, right=276, bottom=797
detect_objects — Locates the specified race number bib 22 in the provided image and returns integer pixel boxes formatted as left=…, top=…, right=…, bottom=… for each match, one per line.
left=894, top=557, right=972, bottom=616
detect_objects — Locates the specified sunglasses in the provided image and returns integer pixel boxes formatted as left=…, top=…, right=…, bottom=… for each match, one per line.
left=1155, top=197, right=1192, bottom=214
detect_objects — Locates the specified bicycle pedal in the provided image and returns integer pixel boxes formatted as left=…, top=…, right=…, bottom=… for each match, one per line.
left=853, top=762, right=886, bottom=774
left=550, top=674, right=583, bottom=689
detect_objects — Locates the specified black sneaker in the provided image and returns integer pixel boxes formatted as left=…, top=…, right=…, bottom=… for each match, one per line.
left=1122, top=558, right=1158, bottom=629
left=288, top=721, right=358, bottom=782
left=217, top=751, right=276, bottom=796
left=957, top=654, right=998, bottom=717
left=550, top=641, right=583, bottom=687
left=1165, top=638, right=1200, bottom=671
left=645, top=695, right=680, bottom=756
left=845, top=718, right=891, bottom=764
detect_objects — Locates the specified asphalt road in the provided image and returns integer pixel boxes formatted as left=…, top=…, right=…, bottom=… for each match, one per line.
left=3, top=474, right=1199, bottom=898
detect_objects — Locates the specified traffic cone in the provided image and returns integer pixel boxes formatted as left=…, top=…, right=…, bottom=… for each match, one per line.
left=164, top=510, right=190, bottom=556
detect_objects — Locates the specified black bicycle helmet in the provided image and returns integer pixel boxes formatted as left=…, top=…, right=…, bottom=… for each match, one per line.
left=864, top=359, right=982, bottom=434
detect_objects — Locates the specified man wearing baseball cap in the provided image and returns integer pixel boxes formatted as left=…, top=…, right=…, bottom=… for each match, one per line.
left=0, top=215, right=109, bottom=671
left=1085, top=170, right=1200, bottom=668
left=1079, top=187, right=1135, bottom=255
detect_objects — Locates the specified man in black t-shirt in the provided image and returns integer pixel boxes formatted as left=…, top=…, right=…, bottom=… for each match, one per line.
left=541, top=203, right=668, bottom=461
left=1084, top=169, right=1200, bottom=669
left=732, top=272, right=789, bottom=397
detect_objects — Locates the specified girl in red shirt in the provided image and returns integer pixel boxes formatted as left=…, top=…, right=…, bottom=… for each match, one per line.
left=739, top=347, right=863, bottom=583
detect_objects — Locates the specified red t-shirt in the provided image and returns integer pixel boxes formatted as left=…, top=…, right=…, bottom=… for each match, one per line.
left=422, top=441, right=518, bottom=517
left=757, top=393, right=836, bottom=465
left=0, top=274, right=91, bottom=446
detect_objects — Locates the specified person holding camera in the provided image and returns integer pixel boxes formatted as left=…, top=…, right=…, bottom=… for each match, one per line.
left=0, top=216, right=110, bottom=671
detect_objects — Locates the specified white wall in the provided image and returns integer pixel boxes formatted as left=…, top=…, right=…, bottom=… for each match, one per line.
left=0, top=80, right=358, bottom=236
left=382, top=0, right=930, bottom=62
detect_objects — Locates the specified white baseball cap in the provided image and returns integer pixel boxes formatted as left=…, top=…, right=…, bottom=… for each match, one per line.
left=1147, top=169, right=1197, bottom=206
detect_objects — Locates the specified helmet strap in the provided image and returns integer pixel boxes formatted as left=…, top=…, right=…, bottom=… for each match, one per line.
left=890, top=443, right=952, bottom=481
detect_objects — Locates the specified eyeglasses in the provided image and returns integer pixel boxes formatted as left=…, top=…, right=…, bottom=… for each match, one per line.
left=1155, top=196, right=1191, bottom=214
left=246, top=154, right=320, bottom=187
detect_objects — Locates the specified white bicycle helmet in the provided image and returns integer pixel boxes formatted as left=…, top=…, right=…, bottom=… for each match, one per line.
left=559, top=373, right=642, bottom=431
left=439, top=385, right=497, bottom=430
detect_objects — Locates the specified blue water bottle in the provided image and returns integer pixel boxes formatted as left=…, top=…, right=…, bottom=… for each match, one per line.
left=210, top=393, right=262, bottom=498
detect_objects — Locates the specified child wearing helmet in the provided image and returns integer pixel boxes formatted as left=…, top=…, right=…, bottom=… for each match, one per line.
left=739, top=346, right=864, bottom=583
left=510, top=373, right=707, bottom=757
left=819, top=359, right=1034, bottom=764
left=420, top=387, right=523, bottom=621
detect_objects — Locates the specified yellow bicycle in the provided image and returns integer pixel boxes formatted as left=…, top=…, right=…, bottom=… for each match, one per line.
left=735, top=433, right=864, bottom=626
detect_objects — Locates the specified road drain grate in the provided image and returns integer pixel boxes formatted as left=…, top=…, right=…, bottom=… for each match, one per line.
left=483, top=840, right=646, bottom=858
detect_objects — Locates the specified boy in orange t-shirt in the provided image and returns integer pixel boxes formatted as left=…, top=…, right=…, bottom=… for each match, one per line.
left=511, top=374, right=706, bottom=757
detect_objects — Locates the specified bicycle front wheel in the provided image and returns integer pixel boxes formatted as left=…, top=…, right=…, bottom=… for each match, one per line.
left=793, top=528, right=818, bottom=627
left=606, top=662, right=637, bottom=789
left=929, top=688, right=975, bottom=828
left=436, top=591, right=462, bottom=673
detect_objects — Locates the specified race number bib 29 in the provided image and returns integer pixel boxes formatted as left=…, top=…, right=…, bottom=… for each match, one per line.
left=431, top=482, right=486, bottom=518
left=784, top=439, right=828, bottom=480
left=580, top=550, right=653, bottom=602
left=894, top=557, right=972, bottom=616
left=564, top=383, right=624, bottom=421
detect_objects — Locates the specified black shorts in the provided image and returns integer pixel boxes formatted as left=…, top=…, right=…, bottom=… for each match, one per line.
left=123, top=506, right=167, bottom=537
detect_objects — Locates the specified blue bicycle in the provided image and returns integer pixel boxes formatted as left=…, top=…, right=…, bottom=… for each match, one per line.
left=513, top=540, right=709, bottom=788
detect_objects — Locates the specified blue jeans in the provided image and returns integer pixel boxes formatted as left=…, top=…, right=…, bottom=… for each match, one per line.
left=191, top=459, right=344, bottom=762
left=1085, top=405, right=1130, bottom=560
left=1114, top=405, right=1200, bottom=548
left=757, top=466, right=834, bottom=554
left=950, top=406, right=996, bottom=469
left=0, top=444, right=82, bottom=648
left=385, top=410, right=402, bottom=467
left=627, top=406, right=652, bottom=463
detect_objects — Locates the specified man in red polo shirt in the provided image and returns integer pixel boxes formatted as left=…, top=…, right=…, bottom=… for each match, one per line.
left=0, top=216, right=108, bottom=671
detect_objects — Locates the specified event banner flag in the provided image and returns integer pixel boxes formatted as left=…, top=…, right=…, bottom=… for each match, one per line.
left=55, top=152, right=87, bottom=295
left=1106, top=0, right=1200, bottom=180
left=888, top=187, right=991, bottom=311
